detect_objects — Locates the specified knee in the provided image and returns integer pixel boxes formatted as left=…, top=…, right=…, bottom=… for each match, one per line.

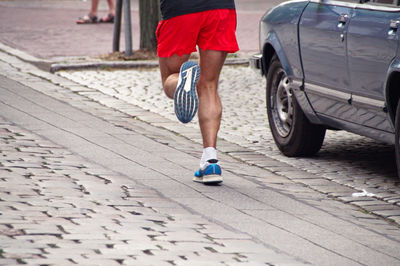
left=196, top=79, right=222, bottom=118
left=196, top=79, right=218, bottom=97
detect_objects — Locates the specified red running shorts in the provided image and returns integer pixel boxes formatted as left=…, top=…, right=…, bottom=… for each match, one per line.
left=156, top=9, right=239, bottom=57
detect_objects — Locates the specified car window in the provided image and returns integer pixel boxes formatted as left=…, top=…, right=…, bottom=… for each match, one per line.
left=309, top=0, right=360, bottom=6
left=339, top=0, right=360, bottom=3
left=365, top=0, right=399, bottom=6
left=374, top=0, right=396, bottom=4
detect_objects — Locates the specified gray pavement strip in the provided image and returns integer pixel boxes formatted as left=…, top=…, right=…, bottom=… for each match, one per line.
left=54, top=65, right=400, bottom=210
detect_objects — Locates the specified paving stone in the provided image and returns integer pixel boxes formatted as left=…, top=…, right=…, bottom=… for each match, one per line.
left=373, top=210, right=400, bottom=218
left=362, top=204, right=400, bottom=212
left=389, top=216, right=400, bottom=224
left=0, top=259, right=19, bottom=265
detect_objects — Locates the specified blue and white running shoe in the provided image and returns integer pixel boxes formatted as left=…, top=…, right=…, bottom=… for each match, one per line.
left=174, top=61, right=200, bottom=124
left=193, top=159, right=223, bottom=184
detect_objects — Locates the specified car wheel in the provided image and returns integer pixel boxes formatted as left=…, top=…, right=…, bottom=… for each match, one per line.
left=394, top=100, right=400, bottom=177
left=266, top=56, right=326, bottom=157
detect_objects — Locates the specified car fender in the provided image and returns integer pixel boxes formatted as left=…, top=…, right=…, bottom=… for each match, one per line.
left=259, top=0, right=309, bottom=79
left=262, top=32, right=293, bottom=78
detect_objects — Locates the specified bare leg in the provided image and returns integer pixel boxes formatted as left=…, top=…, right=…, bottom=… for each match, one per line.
left=106, top=0, right=116, bottom=16
left=159, top=50, right=226, bottom=149
left=197, top=49, right=227, bottom=148
left=90, top=0, right=99, bottom=17
left=159, top=54, right=191, bottom=99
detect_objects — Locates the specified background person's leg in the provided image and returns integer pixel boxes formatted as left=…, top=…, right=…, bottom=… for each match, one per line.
left=159, top=54, right=190, bottom=99
left=90, top=0, right=99, bottom=17
left=106, top=0, right=116, bottom=16
left=197, top=49, right=227, bottom=148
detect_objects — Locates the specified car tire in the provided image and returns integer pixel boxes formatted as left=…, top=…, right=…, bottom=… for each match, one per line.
left=266, top=56, right=326, bottom=157
left=394, top=100, right=400, bottom=177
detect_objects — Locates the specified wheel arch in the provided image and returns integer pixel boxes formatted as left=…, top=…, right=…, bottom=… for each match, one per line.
left=261, top=32, right=293, bottom=78
left=385, top=63, right=400, bottom=129
left=261, top=43, right=276, bottom=76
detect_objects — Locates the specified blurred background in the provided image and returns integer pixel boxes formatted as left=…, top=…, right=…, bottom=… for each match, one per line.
left=0, top=0, right=286, bottom=60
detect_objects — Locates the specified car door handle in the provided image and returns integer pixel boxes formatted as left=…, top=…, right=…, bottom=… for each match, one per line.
left=390, top=20, right=400, bottom=30
left=339, top=14, right=349, bottom=23
left=338, top=14, right=349, bottom=28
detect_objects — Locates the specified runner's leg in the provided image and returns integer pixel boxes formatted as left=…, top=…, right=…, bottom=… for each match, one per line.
left=159, top=54, right=191, bottom=99
left=197, top=49, right=227, bottom=148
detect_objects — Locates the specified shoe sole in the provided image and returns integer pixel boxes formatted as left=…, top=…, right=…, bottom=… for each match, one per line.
left=193, top=174, right=223, bottom=184
left=174, top=61, right=200, bottom=124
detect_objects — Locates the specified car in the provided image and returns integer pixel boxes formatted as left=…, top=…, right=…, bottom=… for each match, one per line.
left=250, top=0, right=400, bottom=177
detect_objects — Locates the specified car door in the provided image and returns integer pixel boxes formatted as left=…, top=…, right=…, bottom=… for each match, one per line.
left=346, top=0, right=400, bottom=132
left=299, top=0, right=357, bottom=119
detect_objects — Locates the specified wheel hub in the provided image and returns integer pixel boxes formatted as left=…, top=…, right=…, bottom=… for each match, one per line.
left=272, top=75, right=293, bottom=137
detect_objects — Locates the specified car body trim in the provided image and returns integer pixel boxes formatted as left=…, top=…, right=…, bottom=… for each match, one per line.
left=292, top=79, right=303, bottom=88
left=352, top=95, right=385, bottom=109
left=306, top=82, right=385, bottom=109
left=305, top=82, right=350, bottom=102
left=317, top=113, right=394, bottom=144
left=291, top=80, right=324, bottom=124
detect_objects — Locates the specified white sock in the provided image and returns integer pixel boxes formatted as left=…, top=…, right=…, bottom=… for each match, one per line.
left=200, top=147, right=217, bottom=168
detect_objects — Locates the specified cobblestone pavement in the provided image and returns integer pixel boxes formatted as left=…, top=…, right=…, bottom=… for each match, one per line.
left=57, top=66, right=400, bottom=222
left=2, top=49, right=400, bottom=265
left=0, top=52, right=303, bottom=265
left=0, top=117, right=290, bottom=265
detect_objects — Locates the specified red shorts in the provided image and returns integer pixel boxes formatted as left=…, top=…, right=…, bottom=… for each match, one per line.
left=156, top=9, right=239, bottom=57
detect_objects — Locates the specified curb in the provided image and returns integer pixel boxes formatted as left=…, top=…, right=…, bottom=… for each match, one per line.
left=0, top=41, right=250, bottom=73
left=49, top=58, right=250, bottom=73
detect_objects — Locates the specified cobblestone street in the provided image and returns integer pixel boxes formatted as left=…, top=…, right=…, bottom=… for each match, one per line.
left=1, top=45, right=400, bottom=265
left=0, top=53, right=301, bottom=265
left=0, top=117, right=285, bottom=265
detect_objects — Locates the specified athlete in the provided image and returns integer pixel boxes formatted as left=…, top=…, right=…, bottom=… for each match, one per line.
left=156, top=0, right=239, bottom=184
